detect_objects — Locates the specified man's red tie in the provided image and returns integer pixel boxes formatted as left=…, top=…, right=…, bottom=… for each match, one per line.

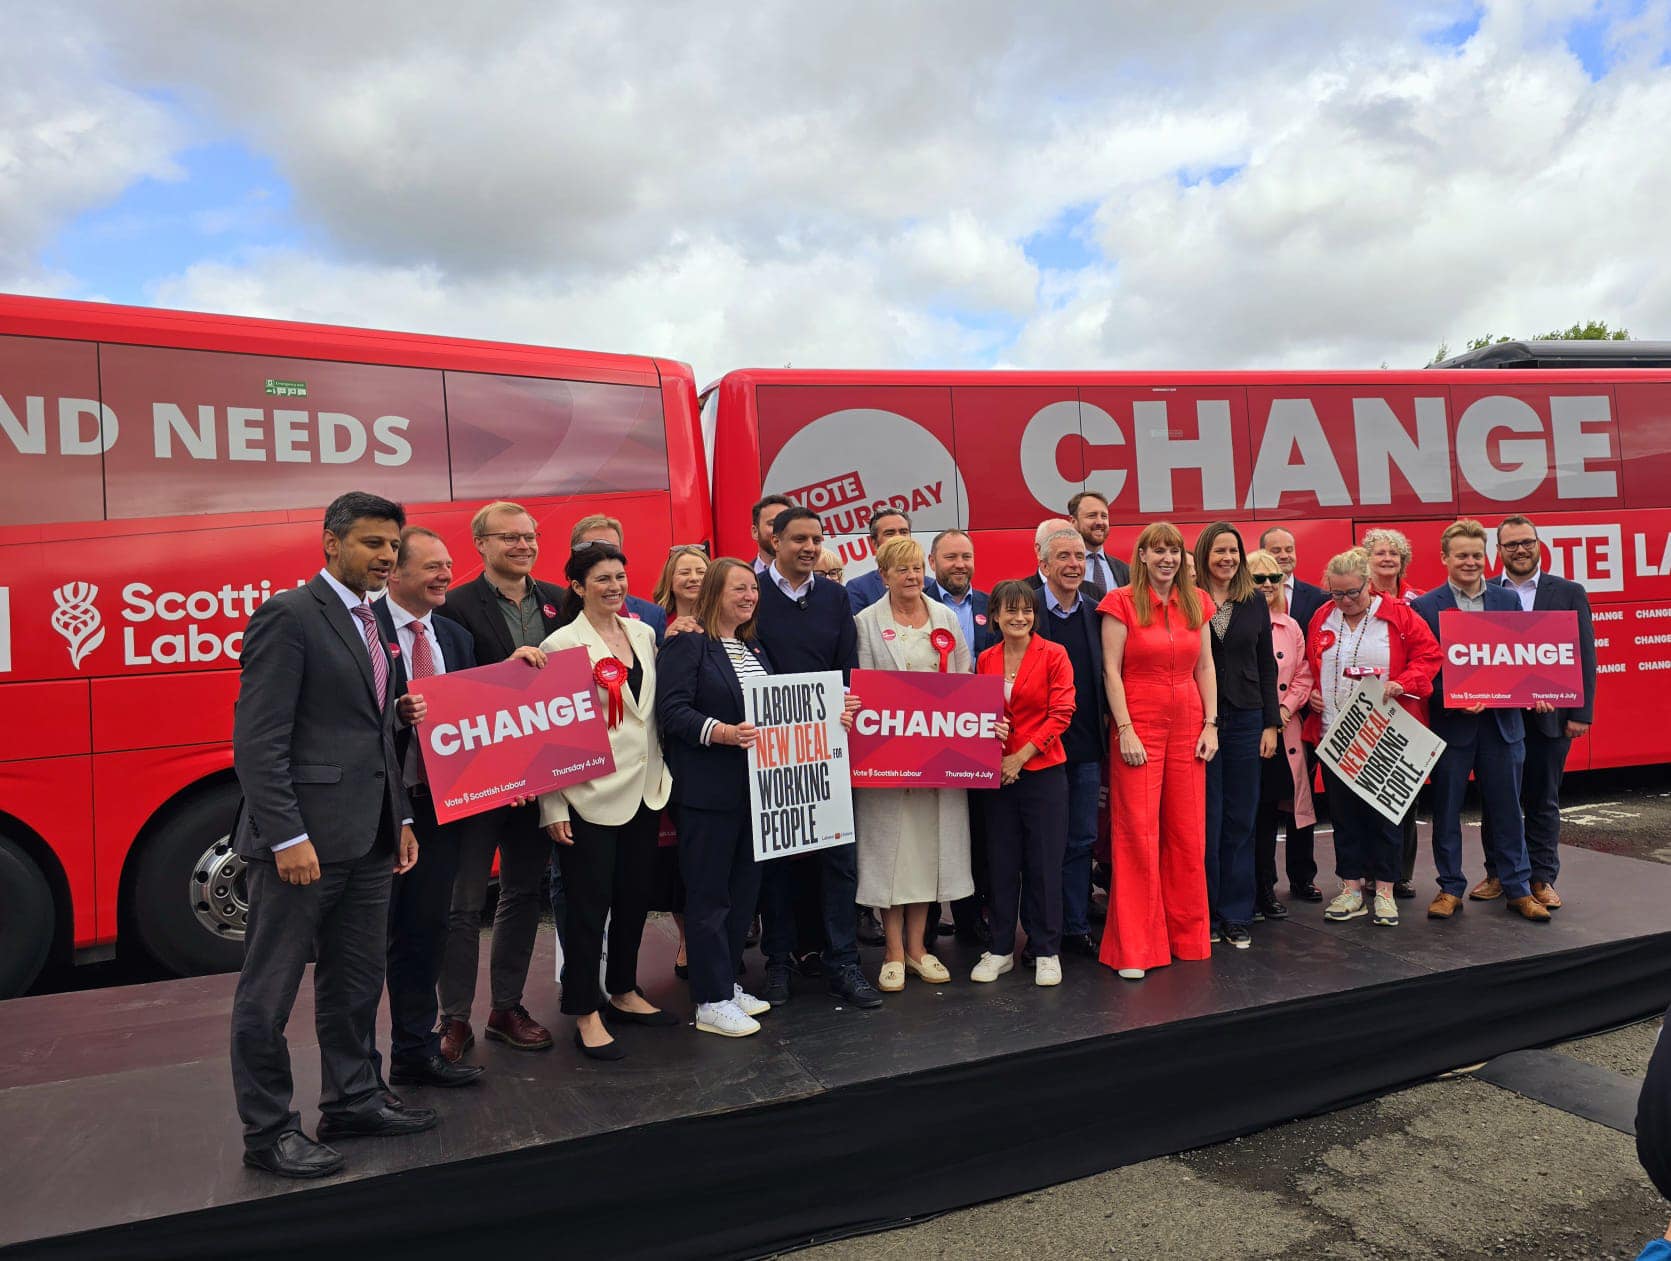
left=409, top=620, right=436, bottom=679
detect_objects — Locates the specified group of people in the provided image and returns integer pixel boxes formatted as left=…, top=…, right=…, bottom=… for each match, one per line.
left=226, top=488, right=1597, bottom=1179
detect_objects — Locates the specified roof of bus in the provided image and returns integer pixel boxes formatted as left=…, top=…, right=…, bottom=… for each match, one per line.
left=708, top=365, right=1671, bottom=390
left=0, top=292, right=681, bottom=388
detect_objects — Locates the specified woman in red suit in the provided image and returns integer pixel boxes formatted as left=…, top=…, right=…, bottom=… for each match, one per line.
left=971, top=580, right=1076, bottom=987
left=1098, top=522, right=1220, bottom=980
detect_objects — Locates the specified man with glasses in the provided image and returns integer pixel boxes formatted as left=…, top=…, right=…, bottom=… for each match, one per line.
left=1473, top=515, right=1596, bottom=909
left=436, top=501, right=565, bottom=1060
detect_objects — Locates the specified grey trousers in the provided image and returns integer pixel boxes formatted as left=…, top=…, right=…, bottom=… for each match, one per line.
left=437, top=804, right=551, bottom=1021
left=230, top=841, right=393, bottom=1149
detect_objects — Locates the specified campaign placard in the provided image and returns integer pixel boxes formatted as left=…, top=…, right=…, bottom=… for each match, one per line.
left=744, top=670, right=854, bottom=862
left=416, top=646, right=615, bottom=823
left=1439, top=609, right=1585, bottom=708
left=847, top=668, right=1005, bottom=789
left=1317, top=677, right=1446, bottom=825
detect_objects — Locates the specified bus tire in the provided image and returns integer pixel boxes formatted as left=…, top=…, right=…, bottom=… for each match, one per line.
left=130, top=782, right=248, bottom=978
left=0, top=837, right=55, bottom=998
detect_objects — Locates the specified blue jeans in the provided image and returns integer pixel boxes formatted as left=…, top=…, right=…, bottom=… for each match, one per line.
left=1205, top=707, right=1262, bottom=929
left=1060, top=760, right=1103, bottom=937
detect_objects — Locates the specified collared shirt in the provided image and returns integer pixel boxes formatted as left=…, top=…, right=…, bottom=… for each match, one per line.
left=1085, top=550, right=1117, bottom=592
left=936, top=583, right=977, bottom=647
left=1043, top=582, right=1082, bottom=618
left=769, top=561, right=814, bottom=602
left=1448, top=581, right=1487, bottom=613
left=753, top=556, right=769, bottom=574
left=1507, top=569, right=1541, bottom=612
left=387, top=599, right=450, bottom=789
left=492, top=576, right=546, bottom=650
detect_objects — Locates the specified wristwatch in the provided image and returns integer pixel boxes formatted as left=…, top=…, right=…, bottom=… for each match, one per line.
left=1204, top=717, right=1220, bottom=727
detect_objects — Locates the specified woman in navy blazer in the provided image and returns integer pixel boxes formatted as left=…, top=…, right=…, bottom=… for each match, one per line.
left=656, top=558, right=781, bottom=1037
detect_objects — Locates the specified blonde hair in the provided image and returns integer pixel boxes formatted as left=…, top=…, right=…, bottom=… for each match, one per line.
left=1325, top=547, right=1372, bottom=585
left=471, top=500, right=532, bottom=538
left=653, top=545, right=709, bottom=616
left=1245, top=548, right=1282, bottom=574
left=1131, top=522, right=1204, bottom=629
left=1440, top=518, right=1488, bottom=555
left=570, top=513, right=625, bottom=548
left=875, top=535, right=925, bottom=576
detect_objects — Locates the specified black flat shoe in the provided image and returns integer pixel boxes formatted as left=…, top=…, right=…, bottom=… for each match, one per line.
left=1294, top=883, right=1324, bottom=902
left=574, top=1027, right=626, bottom=1061
left=1393, top=881, right=1417, bottom=900
left=673, top=961, right=689, bottom=980
left=1060, top=932, right=1098, bottom=958
left=243, top=1130, right=343, bottom=1178
left=317, top=1099, right=438, bottom=1141
left=605, top=988, right=680, bottom=1027
left=389, top=1054, right=484, bottom=1088
left=1256, top=898, right=1289, bottom=921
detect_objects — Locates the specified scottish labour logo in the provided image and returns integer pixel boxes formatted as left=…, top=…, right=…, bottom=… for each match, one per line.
left=51, top=582, right=105, bottom=669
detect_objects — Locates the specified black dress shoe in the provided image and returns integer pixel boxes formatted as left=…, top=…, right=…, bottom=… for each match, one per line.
left=954, top=918, right=992, bottom=948
left=317, top=1099, right=438, bottom=1142
left=762, top=960, right=793, bottom=1006
left=1393, top=881, right=1417, bottom=901
left=390, top=1054, right=485, bottom=1088
left=674, top=960, right=689, bottom=980
left=243, top=1129, right=344, bottom=1179
left=1294, top=883, right=1324, bottom=902
left=573, top=1027, right=626, bottom=1061
left=604, top=988, right=680, bottom=1027
left=935, top=920, right=956, bottom=937
left=1256, top=897, right=1289, bottom=921
left=1060, top=932, right=1098, bottom=958
left=794, top=950, right=825, bottom=979
left=856, top=909, right=886, bottom=947
left=828, top=963, right=884, bottom=1009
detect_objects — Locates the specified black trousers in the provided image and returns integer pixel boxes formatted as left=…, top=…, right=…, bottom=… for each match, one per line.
left=557, top=802, right=659, bottom=1017
left=677, top=803, right=764, bottom=1005
left=231, top=821, right=393, bottom=1149
left=1254, top=802, right=1317, bottom=895
left=1400, top=802, right=1420, bottom=884
left=982, top=764, right=1068, bottom=958
left=950, top=797, right=991, bottom=935
left=1320, top=765, right=1401, bottom=884
left=382, top=788, right=462, bottom=1064
left=1637, top=1006, right=1671, bottom=1201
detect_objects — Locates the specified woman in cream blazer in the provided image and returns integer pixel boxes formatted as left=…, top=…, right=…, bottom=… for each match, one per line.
left=538, top=543, right=674, bottom=1060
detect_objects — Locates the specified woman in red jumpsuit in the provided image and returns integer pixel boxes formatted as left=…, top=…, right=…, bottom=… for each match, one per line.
left=1097, top=522, right=1220, bottom=980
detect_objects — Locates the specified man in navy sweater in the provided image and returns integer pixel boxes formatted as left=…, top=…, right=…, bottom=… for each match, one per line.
left=752, top=506, right=883, bottom=1009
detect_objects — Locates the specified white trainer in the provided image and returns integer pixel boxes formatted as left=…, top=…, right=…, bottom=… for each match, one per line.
left=970, top=952, right=1014, bottom=983
left=696, top=999, right=760, bottom=1038
left=1117, top=968, right=1146, bottom=980
left=733, top=983, right=770, bottom=1017
left=1034, top=956, right=1062, bottom=987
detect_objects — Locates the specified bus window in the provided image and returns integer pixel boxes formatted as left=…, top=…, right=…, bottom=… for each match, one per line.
left=0, top=335, right=107, bottom=526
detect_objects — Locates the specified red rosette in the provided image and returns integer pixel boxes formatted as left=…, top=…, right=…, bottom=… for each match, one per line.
left=1316, top=629, right=1337, bottom=653
left=930, top=627, right=956, bottom=673
left=594, top=656, right=628, bottom=728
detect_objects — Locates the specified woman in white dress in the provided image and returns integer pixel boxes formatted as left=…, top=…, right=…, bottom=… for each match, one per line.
left=853, top=536, right=978, bottom=991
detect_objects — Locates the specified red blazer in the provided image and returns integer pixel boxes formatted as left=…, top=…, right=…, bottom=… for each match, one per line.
left=977, top=634, right=1076, bottom=771
left=1302, top=596, right=1442, bottom=745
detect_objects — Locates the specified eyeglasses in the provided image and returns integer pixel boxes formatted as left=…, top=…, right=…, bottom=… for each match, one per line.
left=1499, top=540, right=1540, bottom=552
left=816, top=568, right=844, bottom=580
left=1327, top=583, right=1368, bottom=602
left=480, top=531, right=540, bottom=545
left=1250, top=573, right=1284, bottom=585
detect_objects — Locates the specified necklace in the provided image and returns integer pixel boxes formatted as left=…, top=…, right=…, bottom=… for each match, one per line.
left=1003, top=644, right=1026, bottom=680
left=1329, top=611, right=1373, bottom=716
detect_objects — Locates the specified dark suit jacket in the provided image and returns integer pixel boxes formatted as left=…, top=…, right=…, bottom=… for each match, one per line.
left=625, top=594, right=668, bottom=646
left=924, top=579, right=999, bottom=654
left=1410, top=583, right=1525, bottom=744
left=232, top=573, right=410, bottom=863
left=1494, top=573, right=1597, bottom=732
left=1083, top=550, right=1131, bottom=592
left=441, top=572, right=567, bottom=665
left=846, top=570, right=886, bottom=615
left=655, top=631, right=775, bottom=812
left=1032, top=579, right=1109, bottom=744
left=1289, top=579, right=1327, bottom=639
left=373, top=600, right=477, bottom=772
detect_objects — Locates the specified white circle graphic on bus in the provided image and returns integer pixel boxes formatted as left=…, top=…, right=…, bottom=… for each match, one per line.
left=762, top=409, right=968, bottom=580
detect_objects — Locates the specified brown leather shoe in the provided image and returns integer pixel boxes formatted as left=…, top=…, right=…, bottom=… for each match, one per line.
left=485, top=1004, right=554, bottom=1050
left=1531, top=881, right=1563, bottom=910
left=439, top=1019, right=473, bottom=1063
left=1427, top=893, right=1464, bottom=919
left=1507, top=895, right=1553, bottom=922
left=1468, top=876, right=1503, bottom=901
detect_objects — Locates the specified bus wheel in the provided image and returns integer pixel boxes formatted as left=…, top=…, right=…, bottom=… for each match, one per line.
left=0, top=837, right=55, bottom=998
left=130, top=783, right=247, bottom=978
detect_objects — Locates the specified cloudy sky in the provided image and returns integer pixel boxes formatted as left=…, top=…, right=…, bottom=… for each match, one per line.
left=4, top=0, right=1667, bottom=384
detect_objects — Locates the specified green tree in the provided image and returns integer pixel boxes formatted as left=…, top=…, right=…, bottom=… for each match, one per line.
left=1430, top=321, right=1631, bottom=364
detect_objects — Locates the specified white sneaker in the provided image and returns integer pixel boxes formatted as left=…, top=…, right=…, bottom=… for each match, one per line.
left=733, top=983, right=770, bottom=1017
left=1117, top=968, right=1146, bottom=980
left=970, top=952, right=1014, bottom=983
left=696, top=999, right=760, bottom=1038
left=1034, top=956, right=1062, bottom=987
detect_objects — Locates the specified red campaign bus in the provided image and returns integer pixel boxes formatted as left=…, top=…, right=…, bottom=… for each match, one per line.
left=0, top=294, right=709, bottom=997
left=707, top=366, right=1671, bottom=774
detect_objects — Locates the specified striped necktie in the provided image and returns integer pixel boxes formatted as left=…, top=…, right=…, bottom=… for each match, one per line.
left=350, top=603, right=389, bottom=709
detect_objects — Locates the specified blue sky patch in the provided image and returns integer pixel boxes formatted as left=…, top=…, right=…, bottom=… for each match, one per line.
left=1023, top=202, right=1101, bottom=272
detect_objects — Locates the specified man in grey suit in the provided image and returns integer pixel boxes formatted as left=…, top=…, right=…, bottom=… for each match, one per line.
left=230, top=491, right=434, bottom=1179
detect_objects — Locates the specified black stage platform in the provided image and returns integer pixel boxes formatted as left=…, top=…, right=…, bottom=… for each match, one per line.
left=4, top=837, right=1670, bottom=1261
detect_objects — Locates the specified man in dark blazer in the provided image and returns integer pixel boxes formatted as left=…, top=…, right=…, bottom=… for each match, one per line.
left=1069, top=491, right=1131, bottom=593
left=924, top=528, right=999, bottom=656
left=844, top=508, right=913, bottom=614
left=1258, top=526, right=1327, bottom=635
left=436, top=500, right=565, bottom=1059
left=1482, top=514, right=1597, bottom=908
left=1031, top=524, right=1107, bottom=958
left=1410, top=520, right=1549, bottom=923
left=231, top=491, right=433, bottom=1179
left=372, top=527, right=487, bottom=1090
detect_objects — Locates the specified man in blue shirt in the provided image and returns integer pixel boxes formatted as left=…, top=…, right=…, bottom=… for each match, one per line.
left=924, top=528, right=998, bottom=655
left=845, top=509, right=913, bottom=614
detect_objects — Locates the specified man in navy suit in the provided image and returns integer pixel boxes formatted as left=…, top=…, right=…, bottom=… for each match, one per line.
left=924, top=528, right=998, bottom=655
left=568, top=514, right=668, bottom=644
left=1259, top=526, right=1327, bottom=637
left=373, top=527, right=488, bottom=1089
left=1411, top=520, right=1549, bottom=923
left=1478, top=514, right=1597, bottom=909
left=844, top=508, right=913, bottom=614
left=1069, top=491, right=1131, bottom=593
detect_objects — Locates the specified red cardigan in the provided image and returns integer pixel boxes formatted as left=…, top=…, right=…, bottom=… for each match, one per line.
left=976, top=634, right=1076, bottom=771
left=1302, top=597, right=1442, bottom=745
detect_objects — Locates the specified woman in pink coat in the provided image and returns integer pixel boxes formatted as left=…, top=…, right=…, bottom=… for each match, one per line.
left=1246, top=549, right=1317, bottom=917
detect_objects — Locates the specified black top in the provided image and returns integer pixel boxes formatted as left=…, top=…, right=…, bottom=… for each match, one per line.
left=1039, top=601, right=1103, bottom=763
left=1209, top=595, right=1280, bottom=728
left=753, top=573, right=858, bottom=680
